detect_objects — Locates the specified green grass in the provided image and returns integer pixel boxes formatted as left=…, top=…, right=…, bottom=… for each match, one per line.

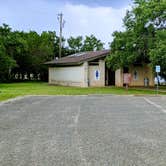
left=158, top=85, right=166, bottom=90
left=0, top=82, right=166, bottom=101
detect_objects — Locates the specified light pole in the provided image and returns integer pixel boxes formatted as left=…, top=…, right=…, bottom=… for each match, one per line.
left=57, top=13, right=65, bottom=58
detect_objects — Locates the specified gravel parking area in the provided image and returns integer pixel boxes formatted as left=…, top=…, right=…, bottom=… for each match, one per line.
left=0, top=95, right=166, bottom=166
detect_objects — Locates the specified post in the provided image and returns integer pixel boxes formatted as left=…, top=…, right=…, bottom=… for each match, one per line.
left=156, top=72, right=159, bottom=95
left=57, top=13, right=65, bottom=58
left=155, top=65, right=160, bottom=96
left=83, top=62, right=89, bottom=87
left=126, top=83, right=128, bottom=94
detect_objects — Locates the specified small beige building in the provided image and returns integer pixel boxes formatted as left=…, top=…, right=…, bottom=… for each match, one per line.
left=115, top=64, right=154, bottom=87
left=45, top=50, right=154, bottom=87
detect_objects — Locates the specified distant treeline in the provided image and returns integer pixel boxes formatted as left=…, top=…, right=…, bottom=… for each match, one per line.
left=0, top=24, right=104, bottom=82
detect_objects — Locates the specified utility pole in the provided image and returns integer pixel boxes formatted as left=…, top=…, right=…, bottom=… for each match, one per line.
left=57, top=13, right=65, bottom=58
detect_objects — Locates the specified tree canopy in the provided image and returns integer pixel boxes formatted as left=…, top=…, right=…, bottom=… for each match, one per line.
left=0, top=24, right=59, bottom=82
left=106, top=0, right=166, bottom=78
left=67, top=36, right=83, bottom=53
left=0, top=24, right=104, bottom=82
left=67, top=34, right=104, bottom=53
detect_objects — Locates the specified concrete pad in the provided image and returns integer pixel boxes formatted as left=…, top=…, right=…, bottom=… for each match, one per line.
left=0, top=95, right=166, bottom=166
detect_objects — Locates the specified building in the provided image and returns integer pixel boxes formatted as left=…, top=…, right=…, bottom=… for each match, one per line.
left=115, top=64, right=154, bottom=87
left=45, top=50, right=154, bottom=87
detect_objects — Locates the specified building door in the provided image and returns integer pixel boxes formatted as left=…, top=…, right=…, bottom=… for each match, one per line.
left=105, top=68, right=115, bottom=86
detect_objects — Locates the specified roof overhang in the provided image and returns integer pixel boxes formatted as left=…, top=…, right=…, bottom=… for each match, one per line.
left=45, top=50, right=110, bottom=67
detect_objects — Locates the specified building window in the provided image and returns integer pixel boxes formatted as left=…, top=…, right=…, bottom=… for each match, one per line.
left=133, top=70, right=138, bottom=80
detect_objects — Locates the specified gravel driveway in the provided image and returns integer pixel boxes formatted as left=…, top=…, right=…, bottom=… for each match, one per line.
left=0, top=95, right=166, bottom=166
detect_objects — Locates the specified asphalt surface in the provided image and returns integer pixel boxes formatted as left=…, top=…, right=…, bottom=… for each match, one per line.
left=0, top=95, right=166, bottom=166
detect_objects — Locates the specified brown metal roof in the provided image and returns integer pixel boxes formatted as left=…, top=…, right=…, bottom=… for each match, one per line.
left=45, top=50, right=110, bottom=66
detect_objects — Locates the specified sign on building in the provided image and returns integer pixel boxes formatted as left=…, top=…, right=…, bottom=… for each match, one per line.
left=95, top=70, right=100, bottom=80
left=123, top=73, right=131, bottom=84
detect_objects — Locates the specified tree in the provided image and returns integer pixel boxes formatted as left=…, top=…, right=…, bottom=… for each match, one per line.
left=82, top=35, right=104, bottom=51
left=0, top=24, right=17, bottom=82
left=35, top=31, right=56, bottom=80
left=0, top=23, right=59, bottom=82
left=67, top=36, right=83, bottom=53
left=0, top=23, right=106, bottom=82
left=150, top=29, right=166, bottom=78
left=18, top=31, right=56, bottom=81
left=106, top=0, right=166, bottom=77
left=106, top=30, right=138, bottom=70
left=0, top=44, right=16, bottom=81
left=67, top=35, right=104, bottom=53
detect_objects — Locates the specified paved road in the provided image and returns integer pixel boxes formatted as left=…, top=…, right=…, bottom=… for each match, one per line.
left=0, top=95, right=166, bottom=166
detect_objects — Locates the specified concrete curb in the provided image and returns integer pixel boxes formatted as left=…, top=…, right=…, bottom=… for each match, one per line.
left=0, top=95, right=29, bottom=106
left=0, top=94, right=165, bottom=106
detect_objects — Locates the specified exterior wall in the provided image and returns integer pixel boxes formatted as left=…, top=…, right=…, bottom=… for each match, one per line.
left=49, top=62, right=154, bottom=87
left=49, top=60, right=105, bottom=87
left=129, top=64, right=154, bottom=86
left=83, top=62, right=89, bottom=87
left=49, top=65, right=85, bottom=87
left=89, top=60, right=105, bottom=87
left=99, top=60, right=105, bottom=86
left=115, top=69, right=123, bottom=87
left=115, top=64, right=154, bottom=87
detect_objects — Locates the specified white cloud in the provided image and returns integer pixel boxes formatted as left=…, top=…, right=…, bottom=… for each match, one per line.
left=62, top=3, right=129, bottom=47
left=0, top=0, right=130, bottom=48
left=0, top=0, right=60, bottom=32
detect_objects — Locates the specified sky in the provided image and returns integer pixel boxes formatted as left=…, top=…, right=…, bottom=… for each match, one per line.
left=0, top=0, right=132, bottom=48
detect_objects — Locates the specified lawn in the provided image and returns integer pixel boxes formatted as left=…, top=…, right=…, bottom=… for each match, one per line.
left=0, top=82, right=166, bottom=101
